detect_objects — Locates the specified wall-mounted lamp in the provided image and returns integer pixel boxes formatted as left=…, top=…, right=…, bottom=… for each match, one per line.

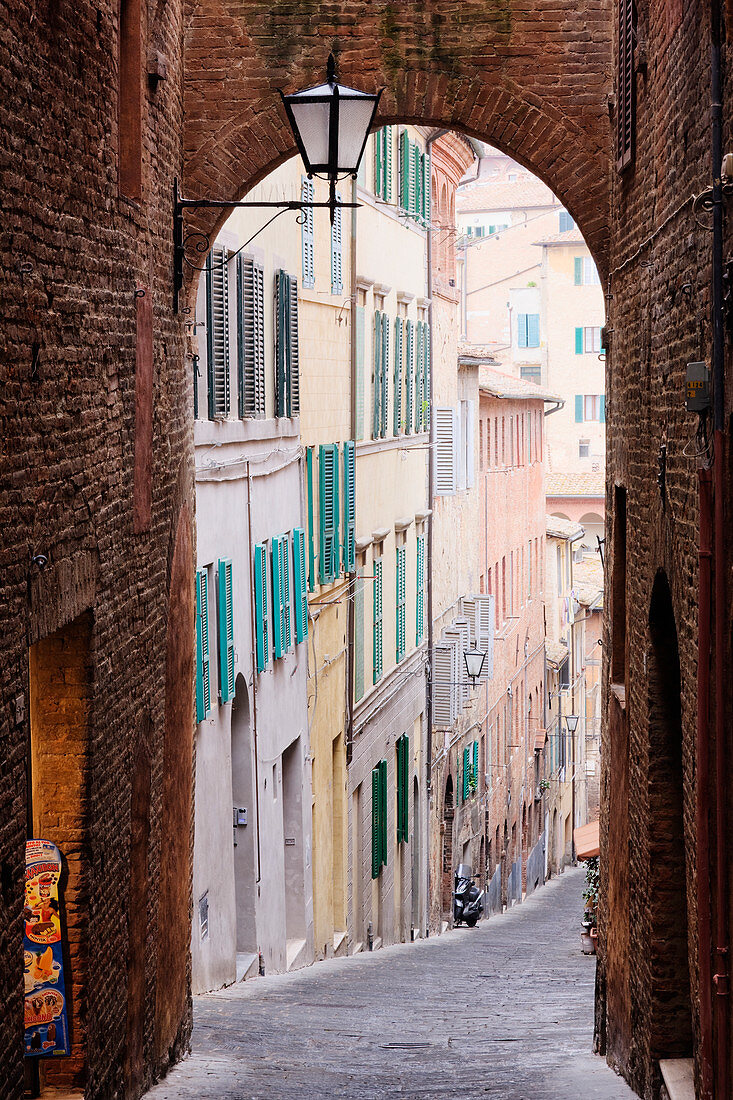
left=464, top=648, right=486, bottom=686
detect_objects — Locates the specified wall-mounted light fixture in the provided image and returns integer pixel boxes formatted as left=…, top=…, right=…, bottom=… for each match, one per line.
left=464, top=648, right=487, bottom=686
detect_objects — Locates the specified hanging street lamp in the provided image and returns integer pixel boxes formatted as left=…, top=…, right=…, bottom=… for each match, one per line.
left=173, top=55, right=381, bottom=312
left=464, top=647, right=487, bottom=687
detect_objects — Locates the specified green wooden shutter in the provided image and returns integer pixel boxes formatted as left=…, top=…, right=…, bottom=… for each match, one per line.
left=319, top=444, right=339, bottom=583
left=254, top=543, right=269, bottom=672
left=396, top=734, right=409, bottom=843
left=354, top=565, right=364, bottom=702
left=423, top=150, right=431, bottom=226
left=415, top=321, right=424, bottom=433
left=574, top=257, right=583, bottom=285
left=271, top=536, right=284, bottom=659
left=405, top=320, right=414, bottom=434
left=301, top=177, right=315, bottom=289
left=527, top=314, right=540, bottom=347
left=275, top=269, right=288, bottom=417
left=396, top=736, right=404, bottom=843
left=206, top=246, right=230, bottom=419
left=384, top=126, right=393, bottom=201
left=195, top=569, right=211, bottom=722
left=393, top=316, right=403, bottom=435
left=411, top=141, right=420, bottom=219
left=356, top=305, right=365, bottom=439
left=289, top=274, right=300, bottom=415
left=373, top=557, right=383, bottom=682
left=343, top=441, right=356, bottom=573
left=600, top=394, right=606, bottom=423
left=217, top=558, right=234, bottom=703
left=381, top=314, right=389, bottom=438
left=462, top=746, right=469, bottom=802
left=575, top=395, right=584, bottom=422
left=373, top=311, right=382, bottom=439
left=237, top=255, right=265, bottom=418
left=473, top=740, right=479, bottom=789
left=375, top=127, right=383, bottom=198
left=400, top=130, right=410, bottom=210
left=379, top=758, right=388, bottom=866
left=331, top=194, right=343, bottom=295
left=575, top=327, right=584, bottom=354
left=306, top=447, right=315, bottom=592
left=372, top=766, right=381, bottom=878
left=396, top=545, right=406, bottom=662
left=424, top=322, right=431, bottom=430
left=282, top=535, right=292, bottom=651
left=517, top=313, right=528, bottom=349
left=416, top=533, right=425, bottom=644
left=293, top=527, right=308, bottom=644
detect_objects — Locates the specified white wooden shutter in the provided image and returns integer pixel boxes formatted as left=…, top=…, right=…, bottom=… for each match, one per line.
left=474, top=593, right=495, bottom=680
left=460, top=596, right=477, bottom=647
left=239, top=256, right=265, bottom=417
left=208, top=245, right=230, bottom=418
left=432, top=642, right=454, bottom=727
left=434, top=406, right=456, bottom=495
left=444, top=625, right=468, bottom=710
left=465, top=400, right=475, bottom=489
left=289, top=275, right=300, bottom=415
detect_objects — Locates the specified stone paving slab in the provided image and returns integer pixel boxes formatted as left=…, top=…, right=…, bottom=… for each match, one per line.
left=146, top=868, right=636, bottom=1100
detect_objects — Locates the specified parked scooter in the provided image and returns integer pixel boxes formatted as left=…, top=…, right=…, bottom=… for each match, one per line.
left=453, top=864, right=484, bottom=927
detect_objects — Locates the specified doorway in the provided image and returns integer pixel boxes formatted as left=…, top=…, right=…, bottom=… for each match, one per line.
left=441, top=775, right=454, bottom=918
left=282, top=737, right=306, bottom=956
left=231, top=674, right=256, bottom=954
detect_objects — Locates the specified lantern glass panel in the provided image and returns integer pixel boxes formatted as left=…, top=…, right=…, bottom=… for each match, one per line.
left=337, top=97, right=378, bottom=171
left=288, top=99, right=331, bottom=169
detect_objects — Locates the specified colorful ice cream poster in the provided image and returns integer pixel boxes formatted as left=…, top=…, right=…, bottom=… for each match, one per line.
left=23, top=839, right=70, bottom=1058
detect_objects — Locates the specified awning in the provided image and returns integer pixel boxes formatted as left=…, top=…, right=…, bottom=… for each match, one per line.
left=545, top=639, right=569, bottom=668
left=533, top=729, right=547, bottom=752
left=574, top=820, right=599, bottom=860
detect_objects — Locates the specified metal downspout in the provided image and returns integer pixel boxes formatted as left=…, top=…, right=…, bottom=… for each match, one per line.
left=246, top=463, right=262, bottom=883
left=346, top=177, right=357, bottom=767
left=697, top=467, right=714, bottom=1099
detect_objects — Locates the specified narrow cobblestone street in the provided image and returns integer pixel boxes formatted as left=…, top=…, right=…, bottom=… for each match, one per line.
left=148, top=868, right=633, bottom=1099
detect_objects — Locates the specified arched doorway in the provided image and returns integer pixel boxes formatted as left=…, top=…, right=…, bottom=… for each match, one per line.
left=411, top=775, right=421, bottom=933
left=647, top=571, right=692, bottom=1059
left=231, top=673, right=257, bottom=954
left=442, top=775, right=454, bottom=918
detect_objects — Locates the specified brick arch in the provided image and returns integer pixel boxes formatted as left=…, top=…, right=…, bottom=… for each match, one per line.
left=183, top=1, right=612, bottom=299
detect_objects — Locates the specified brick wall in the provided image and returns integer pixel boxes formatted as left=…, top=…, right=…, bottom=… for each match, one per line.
left=0, top=0, right=191, bottom=1096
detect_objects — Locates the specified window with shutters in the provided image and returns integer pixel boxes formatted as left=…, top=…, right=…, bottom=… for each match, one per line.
left=373, top=556, right=383, bottom=683
left=517, top=313, right=540, bottom=349
left=217, top=558, right=235, bottom=703
left=254, top=543, right=270, bottom=672
left=617, top=0, right=636, bottom=172
left=342, top=441, right=356, bottom=573
left=393, top=316, right=403, bottom=435
left=396, top=734, right=409, bottom=843
left=372, top=311, right=389, bottom=439
left=398, top=131, right=430, bottom=225
left=371, top=759, right=388, bottom=878
left=319, top=443, right=340, bottom=584
left=395, top=545, right=406, bottom=662
left=355, top=305, right=365, bottom=440
left=271, top=535, right=292, bottom=660
left=331, top=192, right=343, bottom=295
left=306, top=447, right=315, bottom=592
left=559, top=210, right=575, bottom=232
left=206, top=246, right=231, bottom=419
left=574, top=256, right=601, bottom=286
left=236, top=255, right=265, bottom=418
left=462, top=746, right=470, bottom=803
left=405, top=319, right=414, bottom=435
left=374, top=126, right=392, bottom=201
left=275, top=270, right=299, bottom=417
left=301, top=177, right=315, bottom=289
left=415, top=322, right=424, bottom=434
left=293, top=527, right=308, bottom=644
left=195, top=568, right=211, bottom=721
left=576, top=394, right=605, bottom=422
left=432, top=641, right=454, bottom=727
left=422, top=321, right=431, bottom=431
left=354, top=564, right=365, bottom=702
left=434, top=406, right=457, bottom=495
left=416, top=534, right=425, bottom=644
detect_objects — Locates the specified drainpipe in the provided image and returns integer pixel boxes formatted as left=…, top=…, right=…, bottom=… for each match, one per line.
left=697, top=467, right=714, bottom=1099
left=710, top=4, right=729, bottom=1093
left=246, top=463, right=262, bottom=883
left=346, top=176, right=358, bottom=767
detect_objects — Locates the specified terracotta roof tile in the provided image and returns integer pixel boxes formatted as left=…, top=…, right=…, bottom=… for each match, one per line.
left=457, top=179, right=558, bottom=214
left=546, top=472, right=605, bottom=497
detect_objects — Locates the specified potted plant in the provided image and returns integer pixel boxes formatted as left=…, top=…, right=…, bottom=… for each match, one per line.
left=580, top=856, right=599, bottom=954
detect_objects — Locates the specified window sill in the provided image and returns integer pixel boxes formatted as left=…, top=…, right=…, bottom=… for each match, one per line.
left=356, top=432, right=428, bottom=455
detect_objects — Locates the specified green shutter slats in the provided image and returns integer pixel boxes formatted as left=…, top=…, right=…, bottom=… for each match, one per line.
left=275, top=269, right=288, bottom=417
left=271, top=535, right=284, bottom=659
left=416, top=533, right=425, bottom=644
left=517, top=313, right=528, bottom=349
left=373, top=557, right=383, bottom=683
left=379, top=758, right=387, bottom=865
left=217, top=558, right=235, bottom=703
left=301, top=177, right=315, bottom=289
left=574, top=256, right=583, bottom=285
left=393, top=316, right=403, bottom=436
left=527, top=314, right=540, bottom=347
left=237, top=255, right=266, bottom=418
left=289, top=275, right=300, bottom=416
left=575, top=394, right=584, bottom=422
left=375, top=127, right=392, bottom=201
left=575, top=327, right=584, bottom=354
left=600, top=394, right=606, bottom=423
left=385, top=126, right=392, bottom=202
left=343, top=441, right=356, bottom=573
left=424, top=322, right=431, bottom=430
left=356, top=305, right=365, bottom=440
left=318, top=443, right=340, bottom=584
left=282, top=535, right=292, bottom=651
left=400, top=129, right=410, bottom=211
left=206, top=246, right=230, bottom=419
left=396, top=545, right=406, bottom=662
left=381, top=314, right=389, bottom=438
left=375, top=128, right=383, bottom=197
left=195, top=569, right=211, bottom=721
left=463, top=746, right=469, bottom=803
left=423, top=150, right=431, bottom=226
left=373, top=310, right=382, bottom=439
left=415, top=321, right=424, bottom=433
left=331, top=193, right=343, bottom=295
left=254, top=543, right=269, bottom=672
left=354, top=565, right=364, bottom=702
left=473, top=740, right=479, bottom=790
left=396, top=734, right=410, bottom=843
left=405, top=319, right=414, bottom=434
left=306, top=446, right=315, bottom=592
left=411, top=141, right=420, bottom=220
left=293, top=527, right=308, bottom=643
left=371, top=759, right=389, bottom=877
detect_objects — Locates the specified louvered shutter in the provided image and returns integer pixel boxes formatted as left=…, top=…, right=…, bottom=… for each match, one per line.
left=195, top=569, right=211, bottom=721
left=306, top=447, right=315, bottom=591
left=254, top=543, right=269, bottom=672
left=380, top=314, right=389, bottom=438
left=395, top=545, right=406, bottom=662
left=424, top=322, right=431, bottom=430
left=396, top=736, right=404, bottom=844
left=289, top=275, right=300, bottom=415
left=301, top=177, right=315, bottom=289
left=275, top=269, right=288, bottom=417
left=379, top=759, right=388, bottom=866
left=411, top=141, right=420, bottom=220
left=452, top=619, right=471, bottom=707
left=517, top=313, right=528, bottom=349
left=342, top=441, right=356, bottom=573
left=396, top=734, right=409, bottom=843
left=415, top=321, right=424, bottom=433
left=575, top=394, right=584, bottom=422
left=432, top=642, right=454, bottom=727
left=217, top=558, right=235, bottom=703
left=416, top=534, right=425, bottom=644
left=600, top=394, right=606, bottom=423
left=617, top=0, right=635, bottom=171
left=354, top=566, right=365, bottom=702
left=465, top=400, right=475, bottom=489
left=574, top=257, right=583, bottom=286
left=393, top=316, right=403, bottom=436
left=371, top=766, right=381, bottom=878
left=331, top=195, right=343, bottom=294
left=281, top=536, right=292, bottom=652
left=575, top=327, right=584, bottom=355
left=293, top=527, right=308, bottom=644
left=356, top=305, right=365, bottom=439
left=423, top=150, right=431, bottom=226
left=271, top=536, right=284, bottom=659
left=400, top=130, right=410, bottom=210
left=206, top=246, right=230, bottom=419
left=373, top=557, right=383, bottom=682
left=475, top=593, right=494, bottom=680
left=319, top=443, right=338, bottom=584
left=237, top=255, right=265, bottom=418
left=373, top=311, right=382, bottom=438
left=375, top=127, right=383, bottom=198
left=384, top=126, right=393, bottom=202
left=527, top=315, right=540, bottom=348
left=463, top=746, right=469, bottom=802
left=405, top=320, right=414, bottom=435
left=472, top=740, right=479, bottom=789
left=434, top=406, right=457, bottom=495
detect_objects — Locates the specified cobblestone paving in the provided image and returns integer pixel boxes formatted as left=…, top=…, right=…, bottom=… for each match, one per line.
left=147, top=868, right=635, bottom=1099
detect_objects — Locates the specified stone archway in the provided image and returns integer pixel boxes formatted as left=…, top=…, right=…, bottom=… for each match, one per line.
left=182, top=3, right=612, bottom=308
